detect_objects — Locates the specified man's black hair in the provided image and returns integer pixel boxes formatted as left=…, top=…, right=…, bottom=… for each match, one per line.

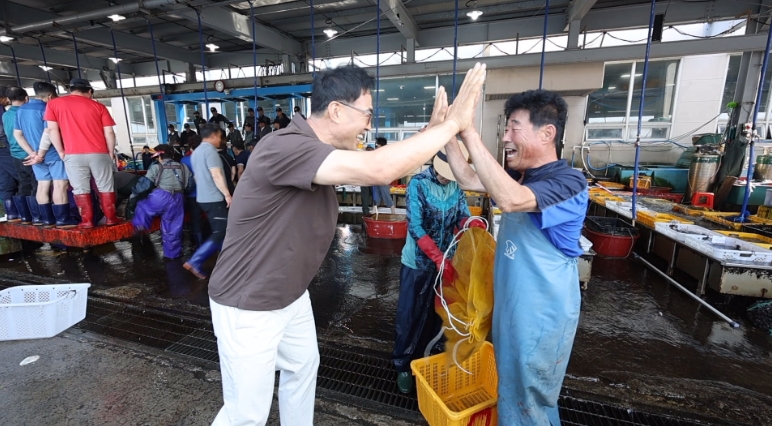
left=189, top=135, right=202, bottom=150
left=244, top=122, right=253, bottom=129
left=232, top=141, right=246, bottom=151
left=143, top=145, right=150, bottom=150
left=6, top=86, right=28, bottom=102
left=310, top=65, right=374, bottom=115
left=33, top=81, right=57, bottom=98
left=184, top=123, right=190, bottom=129
left=200, top=123, right=222, bottom=140
left=247, top=107, right=254, bottom=113
left=154, top=144, right=175, bottom=160
left=70, top=84, right=91, bottom=94
left=375, top=137, right=387, bottom=147
left=504, top=90, right=567, bottom=148
left=194, top=110, right=201, bottom=115
left=228, top=122, right=235, bottom=128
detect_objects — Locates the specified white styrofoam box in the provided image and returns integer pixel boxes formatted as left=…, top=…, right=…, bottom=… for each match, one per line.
left=0, top=283, right=90, bottom=341
left=681, top=235, right=772, bottom=263
left=765, top=189, right=772, bottom=207
left=491, top=213, right=502, bottom=241
left=655, top=223, right=724, bottom=243
left=605, top=201, right=652, bottom=219
left=580, top=236, right=593, bottom=253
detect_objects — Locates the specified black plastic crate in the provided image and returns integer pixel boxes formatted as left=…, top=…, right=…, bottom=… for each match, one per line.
left=585, top=216, right=640, bottom=237
left=743, top=224, right=772, bottom=239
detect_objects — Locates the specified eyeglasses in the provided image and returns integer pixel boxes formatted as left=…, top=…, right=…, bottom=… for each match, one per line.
left=337, top=101, right=373, bottom=120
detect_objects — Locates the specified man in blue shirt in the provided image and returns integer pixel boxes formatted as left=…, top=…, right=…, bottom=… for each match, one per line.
left=3, top=86, right=36, bottom=224
left=184, top=124, right=232, bottom=279
left=15, top=82, right=78, bottom=228
left=0, top=86, right=20, bottom=221
left=445, top=90, right=588, bottom=426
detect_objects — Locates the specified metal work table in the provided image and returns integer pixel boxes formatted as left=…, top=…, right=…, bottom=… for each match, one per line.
left=600, top=200, right=772, bottom=298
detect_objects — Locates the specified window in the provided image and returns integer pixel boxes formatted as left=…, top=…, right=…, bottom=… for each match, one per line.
left=126, top=96, right=158, bottom=148
left=585, top=60, right=680, bottom=141
left=718, top=55, right=772, bottom=137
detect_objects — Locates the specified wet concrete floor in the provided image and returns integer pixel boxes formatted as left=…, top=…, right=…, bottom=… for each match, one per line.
left=2, top=224, right=772, bottom=424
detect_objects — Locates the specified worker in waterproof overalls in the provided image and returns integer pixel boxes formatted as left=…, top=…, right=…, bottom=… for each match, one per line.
left=132, top=144, right=193, bottom=259
left=444, top=90, right=588, bottom=425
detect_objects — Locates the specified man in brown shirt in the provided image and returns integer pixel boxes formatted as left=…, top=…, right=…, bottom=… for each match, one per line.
left=207, top=63, right=487, bottom=426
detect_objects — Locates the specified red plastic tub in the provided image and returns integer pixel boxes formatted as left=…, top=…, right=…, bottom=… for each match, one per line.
left=583, top=227, right=640, bottom=258
left=363, top=214, right=408, bottom=239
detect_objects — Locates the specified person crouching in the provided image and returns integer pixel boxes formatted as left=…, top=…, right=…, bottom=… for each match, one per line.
left=132, top=144, right=193, bottom=259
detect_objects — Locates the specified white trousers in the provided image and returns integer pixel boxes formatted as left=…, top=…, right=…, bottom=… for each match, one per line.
left=210, top=291, right=320, bottom=426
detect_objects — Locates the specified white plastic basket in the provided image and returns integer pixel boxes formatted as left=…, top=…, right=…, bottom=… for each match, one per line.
left=682, top=235, right=772, bottom=263
left=655, top=223, right=724, bottom=243
left=0, top=283, right=91, bottom=341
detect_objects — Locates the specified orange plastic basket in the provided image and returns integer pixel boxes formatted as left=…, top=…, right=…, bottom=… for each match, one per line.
left=636, top=211, right=693, bottom=228
left=469, top=206, right=483, bottom=217
left=411, top=342, right=498, bottom=426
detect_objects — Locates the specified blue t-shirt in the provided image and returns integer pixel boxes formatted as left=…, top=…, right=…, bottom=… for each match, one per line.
left=191, top=142, right=225, bottom=203
left=14, top=99, right=59, bottom=163
left=234, top=150, right=250, bottom=167
left=507, top=160, right=588, bottom=257
left=3, top=106, right=27, bottom=160
left=180, top=155, right=196, bottom=198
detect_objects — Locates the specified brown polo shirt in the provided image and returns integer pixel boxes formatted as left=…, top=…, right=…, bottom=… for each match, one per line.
left=208, top=116, right=338, bottom=311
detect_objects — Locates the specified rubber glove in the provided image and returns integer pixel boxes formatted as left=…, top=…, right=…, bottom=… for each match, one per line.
left=459, top=217, right=487, bottom=230
left=417, top=235, right=456, bottom=283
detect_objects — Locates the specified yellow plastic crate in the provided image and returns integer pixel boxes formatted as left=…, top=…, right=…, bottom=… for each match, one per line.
left=749, top=215, right=772, bottom=225
left=411, top=342, right=498, bottom=426
left=636, top=211, right=693, bottom=228
left=596, top=182, right=625, bottom=190
left=702, top=212, right=746, bottom=230
left=469, top=206, right=483, bottom=216
left=672, top=205, right=714, bottom=217
left=757, top=205, right=772, bottom=220
left=716, top=231, right=772, bottom=250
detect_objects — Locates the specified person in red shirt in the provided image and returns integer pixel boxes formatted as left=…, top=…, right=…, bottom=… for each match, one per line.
left=44, top=78, right=119, bottom=228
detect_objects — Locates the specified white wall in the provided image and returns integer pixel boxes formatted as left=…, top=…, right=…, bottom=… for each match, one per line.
left=106, top=97, right=134, bottom=156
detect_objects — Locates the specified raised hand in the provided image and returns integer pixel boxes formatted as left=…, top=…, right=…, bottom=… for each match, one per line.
left=445, top=63, right=487, bottom=132
left=427, top=86, right=448, bottom=129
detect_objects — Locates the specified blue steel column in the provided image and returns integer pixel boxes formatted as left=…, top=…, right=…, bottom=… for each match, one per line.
left=155, top=99, right=169, bottom=145
left=631, top=0, right=656, bottom=222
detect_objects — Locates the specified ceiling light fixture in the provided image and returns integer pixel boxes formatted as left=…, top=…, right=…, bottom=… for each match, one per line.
left=109, top=57, right=122, bottom=63
left=0, top=36, right=14, bottom=43
left=423, top=86, right=435, bottom=89
left=324, top=18, right=338, bottom=38
left=608, top=86, right=616, bottom=90
left=465, top=0, right=483, bottom=20
left=387, top=97, right=399, bottom=101
left=107, top=14, right=126, bottom=22
left=205, top=43, right=219, bottom=52
left=39, top=65, right=53, bottom=71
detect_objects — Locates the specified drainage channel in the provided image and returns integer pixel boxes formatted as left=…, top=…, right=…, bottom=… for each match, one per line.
left=71, top=296, right=708, bottom=425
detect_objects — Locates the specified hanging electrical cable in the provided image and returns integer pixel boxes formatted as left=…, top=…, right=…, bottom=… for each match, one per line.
left=740, top=19, right=772, bottom=221
left=310, top=0, right=316, bottom=73
left=106, top=25, right=137, bottom=170
left=631, top=0, right=657, bottom=222
left=451, top=0, right=459, bottom=100
left=375, top=0, right=380, bottom=140
left=6, top=43, right=22, bottom=86
left=249, top=0, right=259, bottom=131
left=70, top=33, right=82, bottom=79
left=194, top=8, right=210, bottom=116
left=539, top=0, right=549, bottom=90
left=146, top=17, right=168, bottom=150
left=37, top=38, right=51, bottom=83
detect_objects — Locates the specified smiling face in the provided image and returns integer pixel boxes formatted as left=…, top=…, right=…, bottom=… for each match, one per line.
left=329, top=90, right=373, bottom=151
left=502, top=109, right=556, bottom=172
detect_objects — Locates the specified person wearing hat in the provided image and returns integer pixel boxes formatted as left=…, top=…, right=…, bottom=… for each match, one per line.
left=255, top=106, right=271, bottom=127
left=132, top=144, right=193, bottom=259
left=273, top=107, right=291, bottom=129
left=208, top=107, right=230, bottom=132
left=44, top=78, right=120, bottom=228
left=391, top=139, right=485, bottom=394
left=192, top=110, right=207, bottom=134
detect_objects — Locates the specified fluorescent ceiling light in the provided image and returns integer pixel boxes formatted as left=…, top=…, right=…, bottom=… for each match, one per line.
left=107, top=14, right=126, bottom=22
left=608, top=86, right=616, bottom=90
left=39, top=66, right=53, bottom=71
left=205, top=43, right=219, bottom=52
left=387, top=98, right=399, bottom=101
left=109, top=57, right=122, bottom=63
left=423, top=86, right=435, bottom=89
left=0, top=36, right=14, bottom=43
left=634, top=73, right=643, bottom=77
left=324, top=28, right=338, bottom=38
left=621, top=74, right=630, bottom=78
left=466, top=10, right=483, bottom=20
